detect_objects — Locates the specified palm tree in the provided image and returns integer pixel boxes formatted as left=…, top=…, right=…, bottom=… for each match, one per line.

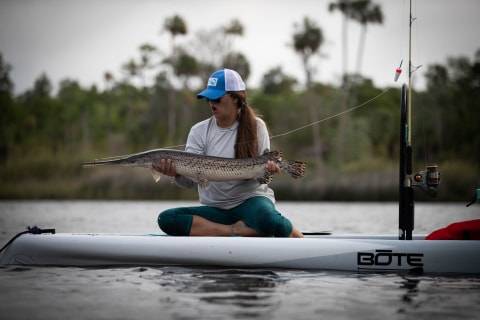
left=0, top=53, right=13, bottom=95
left=339, top=1, right=383, bottom=164
left=329, top=0, right=354, bottom=82
left=223, top=19, right=244, bottom=55
left=329, top=0, right=383, bottom=76
left=293, top=17, right=323, bottom=89
left=329, top=1, right=356, bottom=164
left=163, top=14, right=188, bottom=144
left=121, top=59, right=139, bottom=85
left=350, top=0, right=383, bottom=74
left=138, top=43, right=158, bottom=87
left=103, top=71, right=114, bottom=91
left=223, top=18, right=244, bottom=36
left=292, top=17, right=324, bottom=161
left=163, top=14, right=187, bottom=53
left=172, top=49, right=199, bottom=90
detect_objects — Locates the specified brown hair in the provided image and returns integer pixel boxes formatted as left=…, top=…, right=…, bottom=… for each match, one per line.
left=228, top=91, right=258, bottom=158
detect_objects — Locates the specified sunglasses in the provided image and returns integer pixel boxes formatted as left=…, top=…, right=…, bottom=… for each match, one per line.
left=206, top=97, right=222, bottom=104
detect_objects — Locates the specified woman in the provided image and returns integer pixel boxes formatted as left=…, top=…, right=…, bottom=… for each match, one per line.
left=154, top=68, right=303, bottom=238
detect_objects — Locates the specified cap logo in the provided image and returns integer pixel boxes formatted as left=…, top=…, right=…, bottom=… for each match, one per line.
left=207, top=77, right=218, bottom=87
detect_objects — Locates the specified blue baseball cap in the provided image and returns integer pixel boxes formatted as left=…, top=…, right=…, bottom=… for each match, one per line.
left=197, top=68, right=246, bottom=100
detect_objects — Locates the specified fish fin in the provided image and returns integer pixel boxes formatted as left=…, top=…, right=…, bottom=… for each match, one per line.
left=257, top=172, right=273, bottom=184
left=198, top=177, right=209, bottom=188
left=150, top=168, right=162, bottom=183
left=279, top=160, right=306, bottom=179
left=195, top=173, right=209, bottom=188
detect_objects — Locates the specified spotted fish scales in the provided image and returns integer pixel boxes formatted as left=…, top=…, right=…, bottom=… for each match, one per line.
left=83, top=149, right=306, bottom=186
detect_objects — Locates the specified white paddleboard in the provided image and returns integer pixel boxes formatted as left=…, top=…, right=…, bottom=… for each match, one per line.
left=1, top=233, right=479, bottom=274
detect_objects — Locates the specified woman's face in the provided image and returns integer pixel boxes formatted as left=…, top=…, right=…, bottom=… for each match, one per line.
left=208, top=94, right=238, bottom=126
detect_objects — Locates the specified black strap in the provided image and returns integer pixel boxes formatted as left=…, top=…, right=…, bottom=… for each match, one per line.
left=302, top=231, right=332, bottom=236
left=0, top=226, right=55, bottom=254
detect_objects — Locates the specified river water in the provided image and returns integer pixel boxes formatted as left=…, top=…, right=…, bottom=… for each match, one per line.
left=0, top=201, right=479, bottom=320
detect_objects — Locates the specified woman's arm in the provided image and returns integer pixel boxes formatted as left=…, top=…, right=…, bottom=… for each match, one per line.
left=152, top=124, right=206, bottom=189
left=152, top=159, right=196, bottom=189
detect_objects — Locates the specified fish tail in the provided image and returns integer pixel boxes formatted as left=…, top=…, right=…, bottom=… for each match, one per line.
left=279, top=160, right=306, bottom=179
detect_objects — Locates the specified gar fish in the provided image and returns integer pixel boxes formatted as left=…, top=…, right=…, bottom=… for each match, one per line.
left=83, top=149, right=306, bottom=186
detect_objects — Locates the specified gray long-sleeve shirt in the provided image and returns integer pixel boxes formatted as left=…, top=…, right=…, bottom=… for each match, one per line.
left=175, top=116, right=275, bottom=209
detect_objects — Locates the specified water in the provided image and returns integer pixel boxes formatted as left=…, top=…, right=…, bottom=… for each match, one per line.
left=0, top=201, right=479, bottom=320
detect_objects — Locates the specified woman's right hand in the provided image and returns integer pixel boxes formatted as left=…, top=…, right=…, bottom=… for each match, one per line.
left=152, top=159, right=177, bottom=177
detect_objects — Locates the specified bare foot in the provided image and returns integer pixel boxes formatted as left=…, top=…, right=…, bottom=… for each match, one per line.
left=289, top=227, right=304, bottom=238
left=231, top=220, right=258, bottom=237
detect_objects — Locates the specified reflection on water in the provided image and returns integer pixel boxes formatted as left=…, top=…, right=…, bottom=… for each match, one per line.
left=399, top=277, right=420, bottom=304
left=153, top=267, right=283, bottom=318
left=1, top=265, right=480, bottom=320
left=192, top=269, right=280, bottom=313
left=1, top=201, right=480, bottom=320
left=5, top=266, right=32, bottom=272
left=397, top=276, right=421, bottom=315
left=191, top=269, right=280, bottom=292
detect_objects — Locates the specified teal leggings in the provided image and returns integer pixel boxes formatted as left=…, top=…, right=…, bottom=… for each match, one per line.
left=158, top=196, right=293, bottom=237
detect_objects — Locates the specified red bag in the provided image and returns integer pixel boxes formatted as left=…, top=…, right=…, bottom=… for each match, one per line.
left=426, top=219, right=480, bottom=240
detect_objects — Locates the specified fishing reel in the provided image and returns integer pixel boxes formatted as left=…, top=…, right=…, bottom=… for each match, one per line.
left=412, top=165, right=440, bottom=197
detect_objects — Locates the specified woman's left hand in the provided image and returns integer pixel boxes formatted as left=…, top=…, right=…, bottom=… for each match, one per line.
left=266, top=160, right=281, bottom=174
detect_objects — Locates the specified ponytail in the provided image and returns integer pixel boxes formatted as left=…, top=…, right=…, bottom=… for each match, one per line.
left=228, top=91, right=258, bottom=158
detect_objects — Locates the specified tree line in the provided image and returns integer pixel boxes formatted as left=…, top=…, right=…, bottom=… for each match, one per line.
left=0, top=1, right=478, bottom=200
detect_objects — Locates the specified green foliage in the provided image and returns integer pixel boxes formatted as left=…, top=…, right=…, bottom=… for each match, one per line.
left=163, top=15, right=187, bottom=37
left=0, top=53, right=14, bottom=94
left=293, top=17, right=323, bottom=56
left=222, top=52, right=250, bottom=81
left=172, top=50, right=199, bottom=78
left=261, top=66, right=297, bottom=95
left=329, top=0, right=383, bottom=24
left=0, top=13, right=478, bottom=200
left=419, top=50, right=480, bottom=163
left=223, top=19, right=244, bottom=36
left=347, top=0, right=383, bottom=25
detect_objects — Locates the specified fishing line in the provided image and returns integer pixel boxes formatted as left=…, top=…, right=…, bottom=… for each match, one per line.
left=163, top=87, right=393, bottom=149
left=270, top=87, right=392, bottom=141
left=401, top=0, right=407, bottom=60
left=406, top=0, right=430, bottom=168
left=413, top=2, right=430, bottom=167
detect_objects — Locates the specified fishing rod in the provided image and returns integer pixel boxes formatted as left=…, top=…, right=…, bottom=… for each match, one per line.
left=398, top=0, right=439, bottom=240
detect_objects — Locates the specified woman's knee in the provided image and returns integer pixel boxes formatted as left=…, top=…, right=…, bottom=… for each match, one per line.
left=158, top=208, right=192, bottom=236
left=157, top=209, right=176, bottom=235
left=256, top=209, right=292, bottom=237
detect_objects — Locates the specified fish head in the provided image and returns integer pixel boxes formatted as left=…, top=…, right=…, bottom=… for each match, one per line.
left=262, top=150, right=283, bottom=162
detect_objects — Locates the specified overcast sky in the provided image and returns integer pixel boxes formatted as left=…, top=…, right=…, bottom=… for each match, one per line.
left=1, top=0, right=479, bottom=94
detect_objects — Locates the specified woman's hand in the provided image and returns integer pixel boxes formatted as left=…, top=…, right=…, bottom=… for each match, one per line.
left=152, top=159, right=177, bottom=177
left=266, top=160, right=280, bottom=174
